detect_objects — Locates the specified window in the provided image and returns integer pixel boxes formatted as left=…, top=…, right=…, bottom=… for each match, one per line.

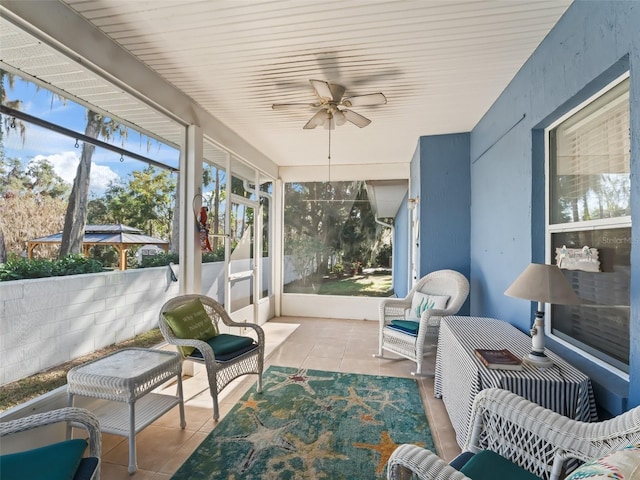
left=546, top=76, right=630, bottom=375
left=283, top=181, right=393, bottom=297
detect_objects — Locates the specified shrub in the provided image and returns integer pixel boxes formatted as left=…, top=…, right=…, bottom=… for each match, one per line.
left=139, top=252, right=180, bottom=268
left=0, top=254, right=104, bottom=281
left=138, top=248, right=224, bottom=268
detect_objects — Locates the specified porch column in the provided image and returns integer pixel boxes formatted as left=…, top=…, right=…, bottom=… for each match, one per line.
left=179, top=124, right=203, bottom=294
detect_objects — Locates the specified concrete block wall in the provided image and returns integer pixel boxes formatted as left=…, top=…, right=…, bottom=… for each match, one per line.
left=0, top=266, right=179, bottom=385
left=0, top=258, right=279, bottom=386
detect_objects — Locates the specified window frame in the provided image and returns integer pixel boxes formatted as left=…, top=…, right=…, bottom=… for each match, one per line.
left=544, top=72, right=631, bottom=380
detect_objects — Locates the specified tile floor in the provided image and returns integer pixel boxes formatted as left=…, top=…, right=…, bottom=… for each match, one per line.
left=98, top=317, right=460, bottom=479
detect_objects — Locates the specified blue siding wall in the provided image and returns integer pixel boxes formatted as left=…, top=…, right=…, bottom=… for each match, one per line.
left=401, top=133, right=471, bottom=312
left=469, top=0, right=640, bottom=412
left=419, top=134, right=470, bottom=287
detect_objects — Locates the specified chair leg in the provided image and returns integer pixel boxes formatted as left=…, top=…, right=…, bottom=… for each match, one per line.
left=212, top=392, right=220, bottom=421
left=256, top=373, right=263, bottom=393
left=411, top=358, right=435, bottom=377
left=373, top=332, right=385, bottom=358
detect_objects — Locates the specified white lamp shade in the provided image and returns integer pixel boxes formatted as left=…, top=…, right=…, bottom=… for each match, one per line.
left=504, top=263, right=581, bottom=305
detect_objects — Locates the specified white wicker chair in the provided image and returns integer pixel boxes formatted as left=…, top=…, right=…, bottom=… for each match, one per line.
left=387, top=388, right=640, bottom=480
left=376, top=269, right=469, bottom=375
left=158, top=294, right=264, bottom=421
left=0, top=407, right=101, bottom=480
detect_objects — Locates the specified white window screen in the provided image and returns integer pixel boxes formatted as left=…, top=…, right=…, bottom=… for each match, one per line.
left=547, top=77, right=630, bottom=374
left=550, top=79, right=630, bottom=224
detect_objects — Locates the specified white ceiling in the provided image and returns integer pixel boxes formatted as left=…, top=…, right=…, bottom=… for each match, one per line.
left=2, top=0, right=572, bottom=171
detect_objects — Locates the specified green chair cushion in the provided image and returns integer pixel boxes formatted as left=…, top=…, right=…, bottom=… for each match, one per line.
left=0, top=438, right=88, bottom=480
left=390, top=319, right=420, bottom=334
left=163, top=298, right=219, bottom=355
left=459, top=449, right=543, bottom=480
left=189, top=333, right=257, bottom=361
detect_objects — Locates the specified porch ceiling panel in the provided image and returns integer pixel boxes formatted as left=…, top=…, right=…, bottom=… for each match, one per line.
left=2, top=0, right=571, bottom=172
left=0, top=14, right=184, bottom=150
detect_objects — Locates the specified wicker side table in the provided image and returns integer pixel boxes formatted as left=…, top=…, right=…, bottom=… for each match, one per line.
left=67, top=347, right=186, bottom=474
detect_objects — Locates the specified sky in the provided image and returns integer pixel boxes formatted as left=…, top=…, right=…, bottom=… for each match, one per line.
left=2, top=74, right=180, bottom=196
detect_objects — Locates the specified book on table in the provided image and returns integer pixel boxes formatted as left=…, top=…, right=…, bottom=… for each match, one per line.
left=474, top=348, right=523, bottom=371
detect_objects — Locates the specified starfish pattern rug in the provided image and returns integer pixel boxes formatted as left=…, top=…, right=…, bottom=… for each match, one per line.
left=171, top=365, right=433, bottom=479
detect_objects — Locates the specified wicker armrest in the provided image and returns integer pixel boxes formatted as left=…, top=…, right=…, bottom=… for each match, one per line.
left=0, top=407, right=101, bottom=458
left=387, top=444, right=469, bottom=480
left=465, top=388, right=640, bottom=479
left=380, top=299, right=411, bottom=325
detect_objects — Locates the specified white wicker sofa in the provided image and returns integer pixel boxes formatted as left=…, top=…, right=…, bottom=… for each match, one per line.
left=387, top=388, right=640, bottom=480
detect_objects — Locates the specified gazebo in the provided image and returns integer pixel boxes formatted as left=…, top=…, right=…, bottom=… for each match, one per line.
left=27, top=224, right=169, bottom=271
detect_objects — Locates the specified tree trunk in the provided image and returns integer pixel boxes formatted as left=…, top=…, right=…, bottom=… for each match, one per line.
left=0, top=227, right=6, bottom=263
left=60, top=110, right=102, bottom=257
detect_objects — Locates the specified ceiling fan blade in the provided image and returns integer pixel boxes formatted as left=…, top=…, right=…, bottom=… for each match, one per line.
left=303, top=109, right=329, bottom=129
left=328, top=83, right=345, bottom=102
left=310, top=79, right=334, bottom=102
left=342, top=92, right=387, bottom=107
left=272, top=103, right=317, bottom=110
left=343, top=109, right=371, bottom=128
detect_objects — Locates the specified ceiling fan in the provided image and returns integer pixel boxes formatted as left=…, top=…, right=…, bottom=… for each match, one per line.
left=272, top=79, right=387, bottom=130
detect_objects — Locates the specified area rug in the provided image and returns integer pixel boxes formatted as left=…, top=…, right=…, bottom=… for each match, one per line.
left=171, top=365, right=433, bottom=480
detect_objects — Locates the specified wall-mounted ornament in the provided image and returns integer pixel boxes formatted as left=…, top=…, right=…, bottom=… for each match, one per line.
left=556, top=245, right=600, bottom=272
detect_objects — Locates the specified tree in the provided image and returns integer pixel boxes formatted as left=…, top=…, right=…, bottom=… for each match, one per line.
left=283, top=180, right=386, bottom=280
left=59, top=110, right=103, bottom=257
left=88, top=165, right=176, bottom=239
left=0, top=158, right=68, bottom=259
left=1, top=69, right=26, bottom=262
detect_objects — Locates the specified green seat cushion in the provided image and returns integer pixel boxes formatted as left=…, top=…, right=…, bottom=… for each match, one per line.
left=389, top=319, right=420, bottom=334
left=459, top=450, right=543, bottom=480
left=163, top=298, right=219, bottom=355
left=189, top=333, right=257, bottom=361
left=0, top=438, right=88, bottom=480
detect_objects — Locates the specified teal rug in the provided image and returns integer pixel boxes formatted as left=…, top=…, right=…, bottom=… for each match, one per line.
left=172, top=365, right=433, bottom=479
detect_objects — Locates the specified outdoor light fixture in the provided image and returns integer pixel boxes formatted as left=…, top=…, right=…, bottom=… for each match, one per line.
left=504, top=263, right=581, bottom=368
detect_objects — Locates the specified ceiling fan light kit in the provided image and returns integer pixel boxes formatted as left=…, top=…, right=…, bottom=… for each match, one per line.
left=272, top=79, right=386, bottom=130
left=272, top=78, right=387, bottom=168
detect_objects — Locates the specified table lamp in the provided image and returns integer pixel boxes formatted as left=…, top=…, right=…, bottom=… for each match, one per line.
left=504, top=263, right=580, bottom=368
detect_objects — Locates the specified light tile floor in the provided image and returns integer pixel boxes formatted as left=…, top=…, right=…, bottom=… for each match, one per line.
left=98, top=317, right=460, bottom=479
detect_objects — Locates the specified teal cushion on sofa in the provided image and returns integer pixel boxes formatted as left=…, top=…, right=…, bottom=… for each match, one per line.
left=459, top=450, right=543, bottom=480
left=0, top=438, right=88, bottom=480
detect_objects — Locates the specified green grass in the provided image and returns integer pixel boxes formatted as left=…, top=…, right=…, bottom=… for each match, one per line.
left=284, top=273, right=393, bottom=297
left=0, top=328, right=165, bottom=413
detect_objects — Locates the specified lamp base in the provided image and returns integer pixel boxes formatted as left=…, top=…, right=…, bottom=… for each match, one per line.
left=522, top=351, right=554, bottom=369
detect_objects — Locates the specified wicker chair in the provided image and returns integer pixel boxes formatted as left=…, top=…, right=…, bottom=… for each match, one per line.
left=387, top=388, right=640, bottom=480
left=158, top=294, right=264, bottom=421
left=376, top=269, right=469, bottom=375
left=0, top=407, right=101, bottom=480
